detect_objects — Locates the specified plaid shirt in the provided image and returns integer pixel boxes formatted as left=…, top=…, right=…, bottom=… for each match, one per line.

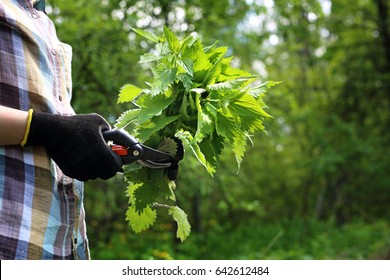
left=0, top=0, right=90, bottom=259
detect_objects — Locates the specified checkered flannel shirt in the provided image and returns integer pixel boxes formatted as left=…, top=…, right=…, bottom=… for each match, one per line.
left=0, top=0, right=90, bottom=259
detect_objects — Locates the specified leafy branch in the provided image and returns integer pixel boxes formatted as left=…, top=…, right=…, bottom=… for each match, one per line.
left=116, top=26, right=279, bottom=241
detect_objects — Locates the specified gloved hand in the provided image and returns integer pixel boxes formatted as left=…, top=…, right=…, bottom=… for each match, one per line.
left=166, top=137, right=184, bottom=180
left=24, top=111, right=122, bottom=181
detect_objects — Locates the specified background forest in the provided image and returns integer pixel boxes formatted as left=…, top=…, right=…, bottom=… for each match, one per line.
left=48, top=0, right=390, bottom=259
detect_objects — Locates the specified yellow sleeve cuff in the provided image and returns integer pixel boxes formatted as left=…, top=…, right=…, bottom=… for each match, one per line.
left=20, top=109, right=34, bottom=147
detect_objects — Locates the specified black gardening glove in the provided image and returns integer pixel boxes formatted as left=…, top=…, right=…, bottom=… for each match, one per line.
left=25, top=112, right=122, bottom=181
left=166, top=138, right=184, bottom=180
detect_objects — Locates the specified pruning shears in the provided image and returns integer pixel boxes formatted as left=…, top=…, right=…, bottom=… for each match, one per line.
left=103, top=129, right=173, bottom=169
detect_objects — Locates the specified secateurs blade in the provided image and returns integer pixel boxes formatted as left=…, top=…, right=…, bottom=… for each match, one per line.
left=103, top=129, right=173, bottom=169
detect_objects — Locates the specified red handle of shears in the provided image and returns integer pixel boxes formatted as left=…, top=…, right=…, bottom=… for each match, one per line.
left=111, top=145, right=129, bottom=156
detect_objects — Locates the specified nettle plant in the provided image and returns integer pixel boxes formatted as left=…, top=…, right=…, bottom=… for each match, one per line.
left=116, top=26, right=278, bottom=241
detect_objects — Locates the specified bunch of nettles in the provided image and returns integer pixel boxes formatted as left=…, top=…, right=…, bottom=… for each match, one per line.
left=116, top=26, right=278, bottom=241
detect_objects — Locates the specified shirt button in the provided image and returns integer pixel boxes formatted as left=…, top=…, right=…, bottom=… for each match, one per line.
left=31, top=12, right=38, bottom=19
left=58, top=96, right=63, bottom=102
left=51, top=49, right=57, bottom=56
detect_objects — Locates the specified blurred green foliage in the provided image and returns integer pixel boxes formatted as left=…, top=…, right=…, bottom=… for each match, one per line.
left=48, top=0, right=390, bottom=259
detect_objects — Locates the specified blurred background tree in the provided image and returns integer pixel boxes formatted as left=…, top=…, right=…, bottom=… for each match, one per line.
left=48, top=0, right=390, bottom=259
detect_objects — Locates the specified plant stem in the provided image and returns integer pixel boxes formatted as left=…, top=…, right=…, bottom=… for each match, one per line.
left=151, top=202, right=171, bottom=209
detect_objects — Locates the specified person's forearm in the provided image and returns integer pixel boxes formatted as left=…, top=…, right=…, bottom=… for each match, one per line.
left=0, top=105, right=29, bottom=146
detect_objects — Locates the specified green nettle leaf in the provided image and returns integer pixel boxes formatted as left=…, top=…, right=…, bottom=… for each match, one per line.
left=126, top=205, right=157, bottom=233
left=115, top=26, right=278, bottom=241
left=207, top=77, right=255, bottom=91
left=156, top=137, right=178, bottom=155
left=133, top=180, right=159, bottom=212
left=118, top=84, right=143, bottom=104
left=134, top=92, right=175, bottom=123
left=115, top=109, right=141, bottom=129
left=195, top=110, right=214, bottom=142
left=149, top=67, right=177, bottom=96
left=177, top=58, right=194, bottom=77
left=130, top=27, right=160, bottom=43
left=125, top=182, right=158, bottom=233
left=164, top=25, right=181, bottom=54
left=232, top=133, right=248, bottom=170
left=137, top=115, right=179, bottom=142
left=139, top=53, right=161, bottom=63
left=169, top=206, right=191, bottom=242
left=215, top=110, right=241, bottom=141
left=176, top=130, right=217, bottom=175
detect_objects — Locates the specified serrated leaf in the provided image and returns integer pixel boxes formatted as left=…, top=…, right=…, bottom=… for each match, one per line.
left=207, top=77, right=256, bottom=92
left=118, top=84, right=143, bottom=104
left=228, top=92, right=271, bottom=132
left=177, top=58, right=194, bottom=77
left=194, top=95, right=215, bottom=142
left=150, top=67, right=177, bottom=95
left=125, top=181, right=158, bottom=233
left=265, top=80, right=283, bottom=88
left=248, top=80, right=282, bottom=98
left=133, top=180, right=159, bottom=212
left=177, top=73, right=193, bottom=91
left=164, top=25, right=180, bottom=54
left=157, top=137, right=178, bottom=155
left=209, top=131, right=225, bottom=161
left=135, top=92, right=175, bottom=123
left=198, top=137, right=218, bottom=170
left=169, top=206, right=191, bottom=242
left=202, top=53, right=224, bottom=85
left=232, top=133, right=247, bottom=171
left=126, top=204, right=157, bottom=233
left=181, top=33, right=199, bottom=51
left=190, top=143, right=217, bottom=176
left=195, top=110, right=214, bottom=142
left=125, top=181, right=142, bottom=200
left=188, top=41, right=213, bottom=82
left=131, top=27, right=160, bottom=43
left=215, top=110, right=240, bottom=141
left=206, top=46, right=228, bottom=64
left=232, top=91, right=272, bottom=117
left=115, top=108, right=141, bottom=129
left=176, top=130, right=216, bottom=175
left=137, top=115, right=179, bottom=142
left=123, top=164, right=143, bottom=182
left=221, top=62, right=253, bottom=78
left=139, top=53, right=161, bottom=63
